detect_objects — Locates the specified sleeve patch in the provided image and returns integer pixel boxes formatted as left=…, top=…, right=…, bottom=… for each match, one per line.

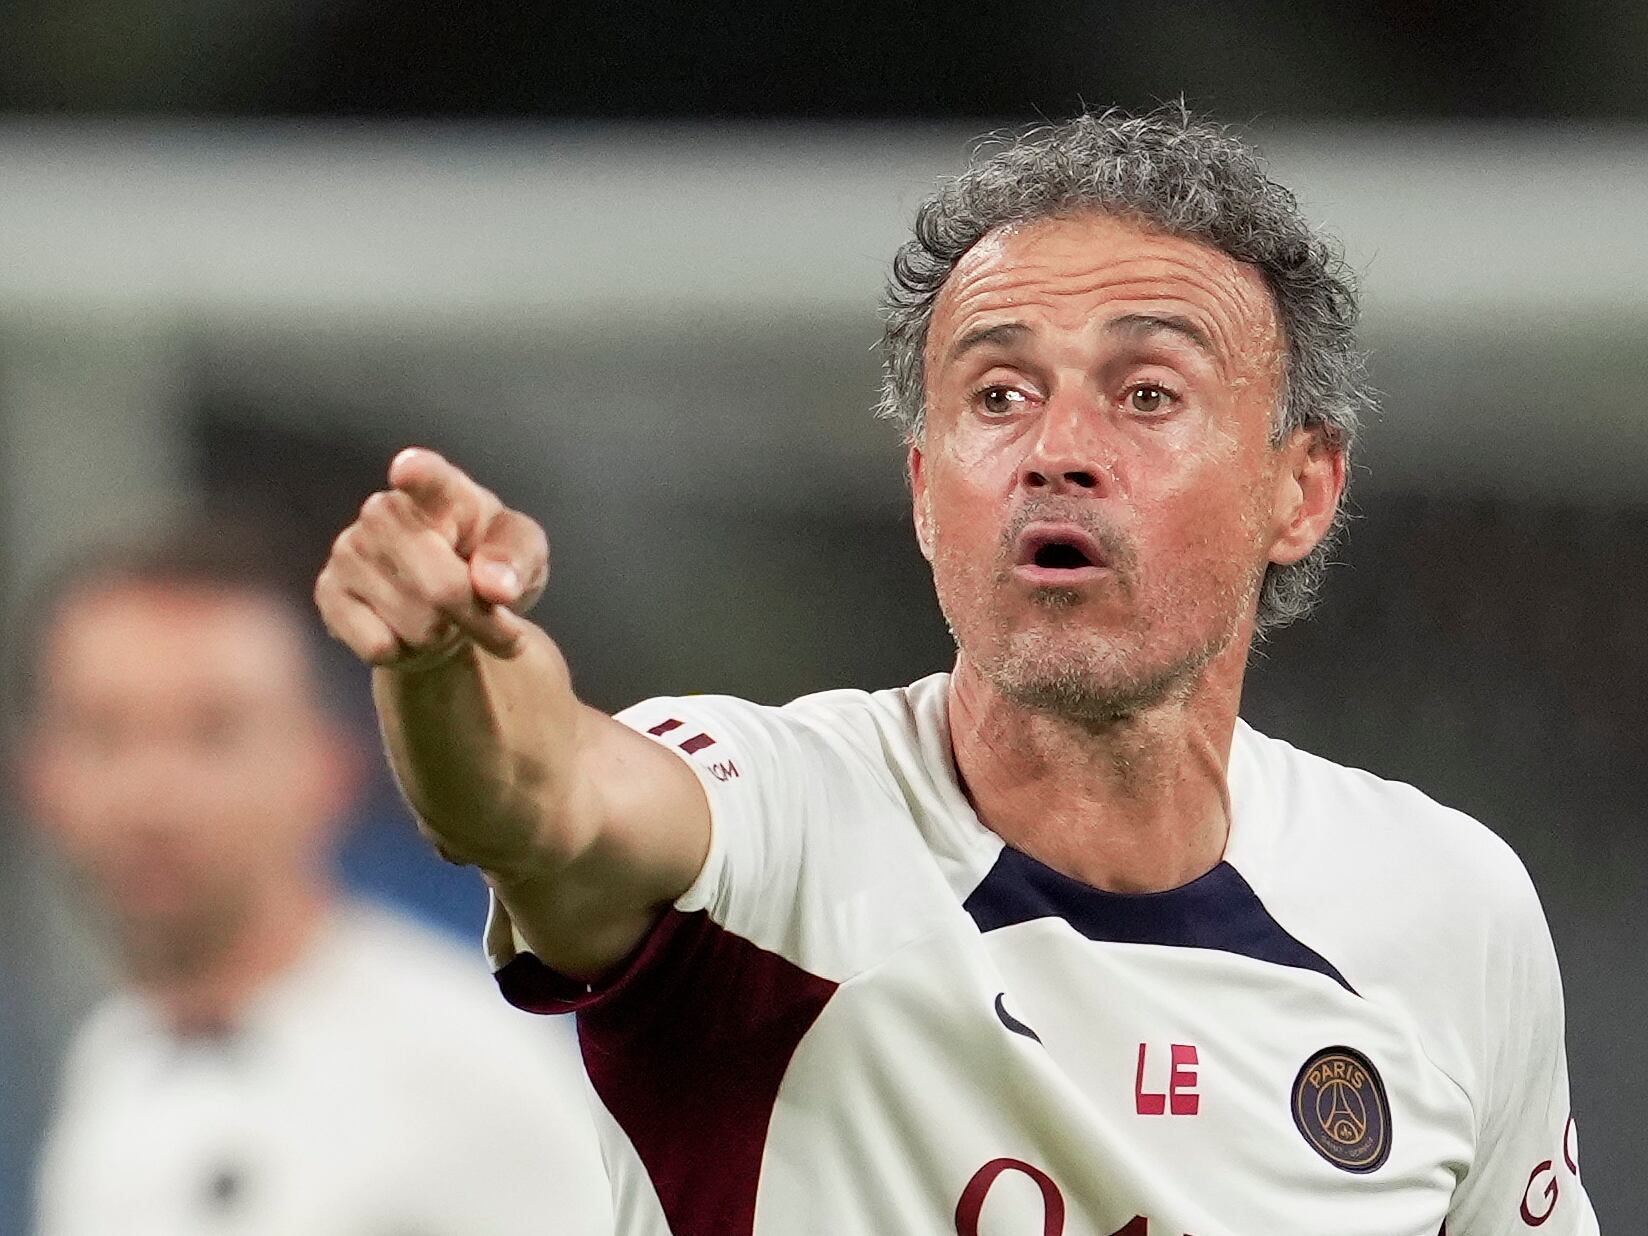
left=641, top=715, right=737, bottom=779
left=646, top=716, right=717, bottom=753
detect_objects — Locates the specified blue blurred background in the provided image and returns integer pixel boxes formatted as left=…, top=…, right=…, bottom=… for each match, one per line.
left=2, top=2, right=1645, bottom=1229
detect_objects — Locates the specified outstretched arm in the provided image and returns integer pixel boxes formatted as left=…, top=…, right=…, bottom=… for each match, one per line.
left=315, top=448, right=710, bottom=979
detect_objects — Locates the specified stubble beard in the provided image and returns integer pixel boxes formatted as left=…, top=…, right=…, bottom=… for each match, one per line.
left=987, top=597, right=1226, bottom=727
left=940, top=566, right=1256, bottom=730
left=930, top=496, right=1265, bottom=730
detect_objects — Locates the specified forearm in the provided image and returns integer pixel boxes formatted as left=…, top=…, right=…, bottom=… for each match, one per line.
left=322, top=448, right=707, bottom=966
left=373, top=623, right=589, bottom=875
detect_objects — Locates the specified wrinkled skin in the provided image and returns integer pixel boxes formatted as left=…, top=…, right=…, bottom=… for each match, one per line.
left=911, top=212, right=1337, bottom=726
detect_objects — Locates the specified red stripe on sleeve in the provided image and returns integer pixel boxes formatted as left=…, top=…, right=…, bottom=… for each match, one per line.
left=497, top=912, right=836, bottom=1236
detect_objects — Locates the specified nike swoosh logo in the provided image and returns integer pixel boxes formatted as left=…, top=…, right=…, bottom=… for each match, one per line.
left=993, top=991, right=1042, bottom=1043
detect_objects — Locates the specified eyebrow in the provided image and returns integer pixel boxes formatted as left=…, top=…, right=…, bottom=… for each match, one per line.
left=1104, top=312, right=1216, bottom=357
left=945, top=321, right=1032, bottom=363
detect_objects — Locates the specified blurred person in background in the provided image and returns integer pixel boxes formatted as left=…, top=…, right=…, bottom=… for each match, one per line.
left=20, top=521, right=611, bottom=1236
left=318, top=108, right=1596, bottom=1234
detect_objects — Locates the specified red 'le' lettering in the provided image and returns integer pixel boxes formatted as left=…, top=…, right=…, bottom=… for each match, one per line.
left=1169, top=1044, right=1200, bottom=1115
left=955, top=1158, right=1065, bottom=1236
left=1136, top=1043, right=1200, bottom=1116
left=1135, top=1043, right=1166, bottom=1115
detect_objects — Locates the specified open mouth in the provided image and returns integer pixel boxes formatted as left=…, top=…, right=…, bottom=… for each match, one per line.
left=1015, top=524, right=1108, bottom=575
left=1032, top=541, right=1096, bottom=570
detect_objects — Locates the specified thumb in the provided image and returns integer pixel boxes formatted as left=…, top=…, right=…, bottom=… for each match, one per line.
left=469, top=509, right=550, bottom=613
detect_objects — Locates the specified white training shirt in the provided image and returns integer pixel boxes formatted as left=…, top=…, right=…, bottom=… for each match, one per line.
left=487, top=672, right=1598, bottom=1236
left=38, top=901, right=612, bottom=1236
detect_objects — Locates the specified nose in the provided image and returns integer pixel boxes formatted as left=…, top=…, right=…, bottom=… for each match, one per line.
left=1021, top=394, right=1109, bottom=496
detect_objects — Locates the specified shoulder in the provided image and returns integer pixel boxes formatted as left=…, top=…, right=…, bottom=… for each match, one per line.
left=290, top=908, right=609, bottom=1215
left=615, top=679, right=969, bottom=975
left=615, top=673, right=953, bottom=801
left=1236, top=721, right=1541, bottom=929
left=59, top=996, right=139, bottom=1066
left=316, top=905, right=583, bottom=1089
left=327, top=902, right=538, bottom=1020
left=46, top=995, right=153, bottom=1119
left=1233, top=725, right=1555, bottom=1092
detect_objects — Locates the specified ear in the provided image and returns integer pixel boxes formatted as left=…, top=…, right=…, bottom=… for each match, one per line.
left=908, top=444, right=935, bottom=562
left=1267, top=428, right=1346, bottom=567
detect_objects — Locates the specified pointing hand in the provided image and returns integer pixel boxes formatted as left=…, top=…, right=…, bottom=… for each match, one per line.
left=315, top=448, right=550, bottom=669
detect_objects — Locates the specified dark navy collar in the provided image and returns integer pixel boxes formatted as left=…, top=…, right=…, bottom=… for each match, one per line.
left=963, top=845, right=1354, bottom=994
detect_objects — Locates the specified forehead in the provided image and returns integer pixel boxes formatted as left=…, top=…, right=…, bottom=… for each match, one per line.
left=928, top=212, right=1281, bottom=371
left=41, top=582, right=315, bottom=708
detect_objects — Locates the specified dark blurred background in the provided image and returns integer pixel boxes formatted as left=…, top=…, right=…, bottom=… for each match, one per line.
left=1, top=2, right=1643, bottom=1231
left=3, top=0, right=1648, bottom=120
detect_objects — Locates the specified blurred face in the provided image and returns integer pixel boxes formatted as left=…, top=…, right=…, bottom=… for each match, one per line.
left=24, top=583, right=354, bottom=979
left=911, top=212, right=1333, bottom=721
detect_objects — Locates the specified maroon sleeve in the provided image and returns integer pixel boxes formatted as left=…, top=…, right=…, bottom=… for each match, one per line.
left=492, top=904, right=681, bottom=1015
left=497, top=907, right=839, bottom=1236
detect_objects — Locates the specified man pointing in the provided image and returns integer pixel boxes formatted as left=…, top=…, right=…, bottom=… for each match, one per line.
left=318, top=109, right=1597, bottom=1234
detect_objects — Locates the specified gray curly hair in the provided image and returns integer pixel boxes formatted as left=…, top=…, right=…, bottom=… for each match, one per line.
left=877, top=105, right=1375, bottom=633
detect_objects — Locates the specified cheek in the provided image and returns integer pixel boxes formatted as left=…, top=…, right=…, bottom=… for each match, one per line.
left=35, top=744, right=133, bottom=829
left=238, top=735, right=338, bottom=846
left=1133, top=458, right=1272, bottom=582
left=927, top=501, right=1003, bottom=597
left=221, top=738, right=309, bottom=817
left=924, top=445, right=1010, bottom=545
left=36, top=758, right=113, bottom=855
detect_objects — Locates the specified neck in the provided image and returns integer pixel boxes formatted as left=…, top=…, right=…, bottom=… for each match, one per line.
left=132, top=880, right=331, bottom=1038
left=948, top=638, right=1250, bottom=893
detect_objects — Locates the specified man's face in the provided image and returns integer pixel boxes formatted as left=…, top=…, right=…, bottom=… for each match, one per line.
left=24, top=583, right=354, bottom=977
left=911, top=212, right=1331, bottom=721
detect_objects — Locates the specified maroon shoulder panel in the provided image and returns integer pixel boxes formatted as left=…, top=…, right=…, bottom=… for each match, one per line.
left=496, top=910, right=838, bottom=1236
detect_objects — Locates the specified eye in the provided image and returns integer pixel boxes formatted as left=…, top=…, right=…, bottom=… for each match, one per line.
left=973, top=385, right=1030, bottom=418
left=1126, top=383, right=1175, bottom=415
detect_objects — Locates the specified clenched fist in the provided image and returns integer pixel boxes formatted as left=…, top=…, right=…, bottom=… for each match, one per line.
left=316, top=448, right=550, bottom=669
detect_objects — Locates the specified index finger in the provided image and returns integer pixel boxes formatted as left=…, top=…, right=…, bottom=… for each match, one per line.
left=388, top=448, right=491, bottom=552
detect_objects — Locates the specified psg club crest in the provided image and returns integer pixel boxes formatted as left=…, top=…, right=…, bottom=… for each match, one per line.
left=1291, top=1046, right=1392, bottom=1173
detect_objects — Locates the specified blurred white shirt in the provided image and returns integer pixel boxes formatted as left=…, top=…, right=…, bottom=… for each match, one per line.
left=35, top=901, right=611, bottom=1236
